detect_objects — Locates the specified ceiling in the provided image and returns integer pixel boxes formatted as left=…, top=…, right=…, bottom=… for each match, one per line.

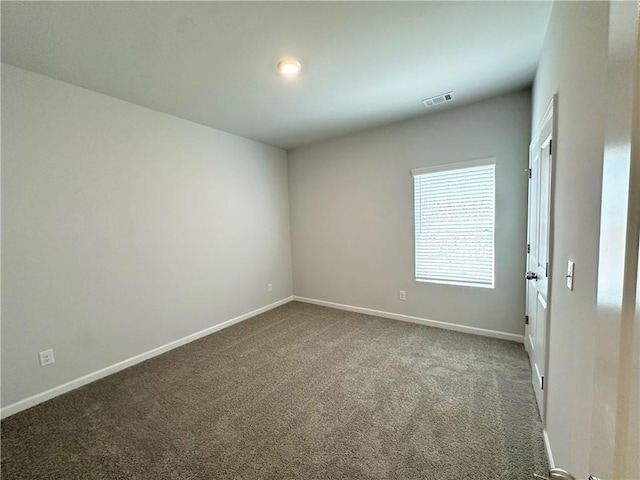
left=1, top=1, right=553, bottom=150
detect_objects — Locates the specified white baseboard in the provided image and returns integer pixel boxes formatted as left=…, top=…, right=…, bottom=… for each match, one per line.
left=1, top=296, right=294, bottom=419
left=543, top=428, right=555, bottom=468
left=292, top=296, right=524, bottom=343
left=2, top=295, right=523, bottom=419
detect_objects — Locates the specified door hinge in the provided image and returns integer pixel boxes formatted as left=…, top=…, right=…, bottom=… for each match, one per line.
left=525, top=315, right=529, bottom=325
left=527, top=168, right=532, bottom=179
left=541, top=376, right=545, bottom=390
left=527, top=243, right=530, bottom=254
left=546, top=262, right=549, bottom=277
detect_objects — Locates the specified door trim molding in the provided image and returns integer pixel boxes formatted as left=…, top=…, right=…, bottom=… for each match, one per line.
left=544, top=93, right=558, bottom=426
left=528, top=93, right=558, bottom=425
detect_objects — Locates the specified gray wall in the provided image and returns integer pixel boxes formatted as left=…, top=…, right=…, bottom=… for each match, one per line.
left=531, top=1, right=609, bottom=476
left=1, top=65, right=293, bottom=408
left=288, top=91, right=531, bottom=336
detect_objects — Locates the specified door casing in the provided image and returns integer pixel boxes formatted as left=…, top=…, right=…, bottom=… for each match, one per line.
left=525, top=95, right=557, bottom=421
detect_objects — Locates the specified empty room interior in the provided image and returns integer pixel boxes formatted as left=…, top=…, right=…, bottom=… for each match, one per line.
left=1, top=1, right=639, bottom=479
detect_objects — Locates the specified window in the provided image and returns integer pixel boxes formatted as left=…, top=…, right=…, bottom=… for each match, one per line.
left=412, top=158, right=495, bottom=288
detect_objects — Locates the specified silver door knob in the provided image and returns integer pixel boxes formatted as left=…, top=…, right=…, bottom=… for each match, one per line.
left=534, top=469, right=576, bottom=480
left=549, top=469, right=575, bottom=480
left=525, top=271, right=538, bottom=280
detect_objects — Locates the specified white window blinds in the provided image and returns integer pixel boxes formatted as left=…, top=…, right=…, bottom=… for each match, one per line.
left=412, top=159, right=495, bottom=288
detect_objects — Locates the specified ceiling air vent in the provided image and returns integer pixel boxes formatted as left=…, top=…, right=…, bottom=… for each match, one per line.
left=422, top=92, right=454, bottom=108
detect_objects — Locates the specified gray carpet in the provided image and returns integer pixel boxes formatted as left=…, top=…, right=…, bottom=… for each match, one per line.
left=1, top=302, right=548, bottom=479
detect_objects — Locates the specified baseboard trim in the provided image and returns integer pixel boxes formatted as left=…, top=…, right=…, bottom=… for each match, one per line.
left=543, top=428, right=555, bottom=468
left=292, top=296, right=524, bottom=343
left=1, top=296, right=294, bottom=419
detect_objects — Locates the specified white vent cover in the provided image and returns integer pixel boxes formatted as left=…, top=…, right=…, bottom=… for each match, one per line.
left=422, top=92, right=454, bottom=108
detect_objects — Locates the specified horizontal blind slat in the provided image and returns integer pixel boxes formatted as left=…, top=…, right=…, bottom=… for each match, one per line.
left=416, top=273, right=493, bottom=281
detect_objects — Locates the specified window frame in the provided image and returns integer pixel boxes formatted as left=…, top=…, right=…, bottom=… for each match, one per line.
left=412, top=158, right=496, bottom=289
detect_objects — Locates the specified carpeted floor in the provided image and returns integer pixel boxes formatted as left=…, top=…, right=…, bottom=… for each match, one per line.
left=1, top=302, right=548, bottom=479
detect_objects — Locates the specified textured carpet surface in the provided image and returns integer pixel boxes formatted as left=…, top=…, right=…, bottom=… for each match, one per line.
left=1, top=302, right=548, bottom=479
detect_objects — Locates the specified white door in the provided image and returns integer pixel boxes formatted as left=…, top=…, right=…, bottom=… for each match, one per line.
left=525, top=98, right=554, bottom=417
left=589, top=1, right=640, bottom=478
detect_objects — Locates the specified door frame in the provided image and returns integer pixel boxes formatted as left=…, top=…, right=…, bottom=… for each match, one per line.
left=526, top=93, right=558, bottom=423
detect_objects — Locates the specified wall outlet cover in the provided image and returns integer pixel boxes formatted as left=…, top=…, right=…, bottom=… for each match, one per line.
left=39, top=349, right=55, bottom=367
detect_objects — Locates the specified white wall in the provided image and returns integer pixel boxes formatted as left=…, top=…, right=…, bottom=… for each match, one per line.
left=531, top=1, right=609, bottom=477
left=1, top=65, right=293, bottom=410
left=288, top=91, right=531, bottom=337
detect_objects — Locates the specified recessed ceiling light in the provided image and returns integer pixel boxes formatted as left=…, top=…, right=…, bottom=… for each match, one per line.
left=277, top=59, right=301, bottom=77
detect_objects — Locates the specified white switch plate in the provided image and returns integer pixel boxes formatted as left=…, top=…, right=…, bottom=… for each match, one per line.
left=267, top=283, right=273, bottom=292
left=399, top=290, right=406, bottom=301
left=567, top=260, right=575, bottom=291
left=39, top=349, right=55, bottom=367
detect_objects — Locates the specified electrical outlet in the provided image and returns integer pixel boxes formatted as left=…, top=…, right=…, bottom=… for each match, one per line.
left=267, top=283, right=273, bottom=292
left=39, top=349, right=55, bottom=367
left=399, top=290, right=406, bottom=301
